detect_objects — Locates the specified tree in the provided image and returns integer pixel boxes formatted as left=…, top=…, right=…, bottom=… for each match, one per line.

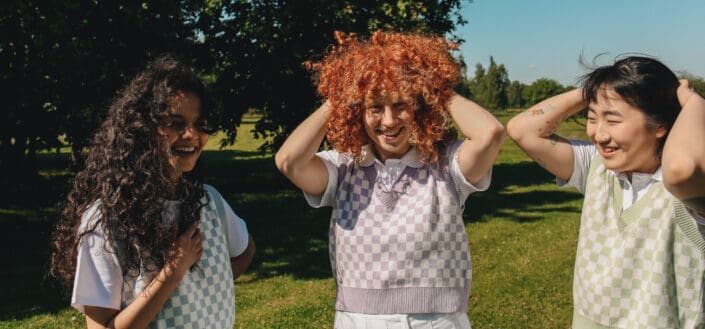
left=2, top=1, right=206, bottom=180
left=506, top=80, right=525, bottom=109
left=196, top=0, right=467, bottom=151
left=1, top=0, right=468, bottom=189
left=522, top=78, right=566, bottom=106
left=467, top=57, right=509, bottom=110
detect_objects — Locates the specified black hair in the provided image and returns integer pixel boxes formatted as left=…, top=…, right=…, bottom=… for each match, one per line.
left=580, top=55, right=680, bottom=153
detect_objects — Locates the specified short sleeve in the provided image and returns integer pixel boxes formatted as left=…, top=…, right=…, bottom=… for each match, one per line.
left=447, top=140, right=492, bottom=202
left=71, top=204, right=123, bottom=313
left=557, top=140, right=596, bottom=195
left=303, top=150, right=346, bottom=208
left=221, top=200, right=250, bottom=257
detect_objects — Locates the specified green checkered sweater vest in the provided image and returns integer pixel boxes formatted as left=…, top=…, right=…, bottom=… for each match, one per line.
left=121, top=185, right=235, bottom=329
left=572, top=156, right=705, bottom=329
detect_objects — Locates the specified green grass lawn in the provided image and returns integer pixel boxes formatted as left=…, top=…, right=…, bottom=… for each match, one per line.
left=0, top=110, right=588, bottom=328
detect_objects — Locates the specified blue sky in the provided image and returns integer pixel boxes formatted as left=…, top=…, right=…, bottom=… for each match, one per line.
left=456, top=0, right=704, bottom=86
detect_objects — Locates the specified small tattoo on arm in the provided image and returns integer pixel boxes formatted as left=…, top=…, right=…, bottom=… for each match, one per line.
left=530, top=108, right=545, bottom=116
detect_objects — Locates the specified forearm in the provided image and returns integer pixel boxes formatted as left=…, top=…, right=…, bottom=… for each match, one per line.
left=448, top=94, right=505, bottom=143
left=506, top=89, right=586, bottom=181
left=448, top=94, right=506, bottom=184
left=274, top=102, right=330, bottom=175
left=231, top=236, right=255, bottom=279
left=662, top=87, right=705, bottom=211
left=507, top=89, right=586, bottom=141
left=86, top=266, right=186, bottom=329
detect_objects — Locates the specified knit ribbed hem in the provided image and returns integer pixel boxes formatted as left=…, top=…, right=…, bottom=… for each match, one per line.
left=674, top=201, right=705, bottom=255
left=335, top=286, right=469, bottom=314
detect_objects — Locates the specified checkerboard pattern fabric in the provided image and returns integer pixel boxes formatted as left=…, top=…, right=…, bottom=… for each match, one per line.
left=573, top=157, right=705, bottom=328
left=329, top=150, right=472, bottom=313
left=122, top=187, right=235, bottom=329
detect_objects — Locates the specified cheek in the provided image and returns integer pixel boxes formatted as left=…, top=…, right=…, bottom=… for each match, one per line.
left=585, top=124, right=596, bottom=138
left=200, top=134, right=208, bottom=147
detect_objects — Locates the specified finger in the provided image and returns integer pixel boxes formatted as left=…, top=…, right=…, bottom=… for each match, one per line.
left=190, top=227, right=200, bottom=239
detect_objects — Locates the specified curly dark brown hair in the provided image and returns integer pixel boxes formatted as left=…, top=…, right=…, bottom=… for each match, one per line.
left=50, top=55, right=212, bottom=285
left=307, top=30, right=461, bottom=163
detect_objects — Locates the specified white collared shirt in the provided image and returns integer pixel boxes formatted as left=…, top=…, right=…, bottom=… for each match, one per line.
left=305, top=142, right=491, bottom=208
left=559, top=140, right=705, bottom=223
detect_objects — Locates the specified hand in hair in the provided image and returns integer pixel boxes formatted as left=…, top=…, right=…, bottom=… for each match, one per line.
left=663, top=80, right=705, bottom=216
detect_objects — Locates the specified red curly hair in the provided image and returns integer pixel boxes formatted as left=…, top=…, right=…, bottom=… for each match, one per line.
left=307, top=30, right=461, bottom=163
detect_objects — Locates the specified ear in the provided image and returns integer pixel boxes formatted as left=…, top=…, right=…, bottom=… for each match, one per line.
left=654, top=125, right=667, bottom=139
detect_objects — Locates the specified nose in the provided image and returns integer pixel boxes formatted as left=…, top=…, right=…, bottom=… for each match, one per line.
left=380, top=106, right=398, bottom=127
left=180, top=125, right=198, bottom=139
left=593, top=123, right=610, bottom=143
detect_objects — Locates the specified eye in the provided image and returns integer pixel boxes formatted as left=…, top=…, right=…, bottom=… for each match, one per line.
left=392, top=102, right=408, bottom=110
left=196, top=120, right=216, bottom=135
left=367, top=105, right=383, bottom=114
left=165, top=119, right=187, bottom=131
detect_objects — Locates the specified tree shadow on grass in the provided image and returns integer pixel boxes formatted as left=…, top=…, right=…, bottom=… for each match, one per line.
left=0, top=215, right=68, bottom=321
left=0, top=154, right=586, bottom=321
left=462, top=161, right=583, bottom=223
left=222, top=190, right=333, bottom=282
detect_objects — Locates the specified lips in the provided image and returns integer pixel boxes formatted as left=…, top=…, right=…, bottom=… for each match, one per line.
left=376, top=127, right=405, bottom=141
left=598, top=145, right=619, bottom=158
left=171, top=145, right=199, bottom=155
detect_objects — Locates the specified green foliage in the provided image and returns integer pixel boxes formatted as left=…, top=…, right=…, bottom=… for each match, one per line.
left=522, top=78, right=568, bottom=106
left=196, top=0, right=467, bottom=152
left=0, top=111, right=591, bottom=328
left=679, top=71, right=705, bottom=98
left=463, top=58, right=570, bottom=111
left=506, top=80, right=525, bottom=108
left=467, top=57, right=509, bottom=110
left=1, top=1, right=202, bottom=184
left=1, top=0, right=468, bottom=192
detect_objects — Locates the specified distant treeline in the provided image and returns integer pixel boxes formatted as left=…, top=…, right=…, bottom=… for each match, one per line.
left=457, top=56, right=705, bottom=111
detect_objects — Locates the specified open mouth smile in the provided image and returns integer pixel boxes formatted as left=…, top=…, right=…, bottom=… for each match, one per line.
left=376, top=127, right=404, bottom=141
left=172, top=146, right=199, bottom=155
left=598, top=145, right=619, bottom=157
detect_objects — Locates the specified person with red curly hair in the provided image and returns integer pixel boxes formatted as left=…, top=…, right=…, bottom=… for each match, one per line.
left=275, top=31, right=505, bottom=328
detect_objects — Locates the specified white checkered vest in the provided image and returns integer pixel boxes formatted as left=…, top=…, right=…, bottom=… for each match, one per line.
left=573, top=156, right=705, bottom=328
left=121, top=185, right=235, bottom=329
left=329, top=148, right=472, bottom=313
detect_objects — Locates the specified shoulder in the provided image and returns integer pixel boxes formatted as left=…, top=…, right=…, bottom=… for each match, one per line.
left=317, top=148, right=354, bottom=166
left=202, top=184, right=221, bottom=198
left=78, top=201, right=104, bottom=234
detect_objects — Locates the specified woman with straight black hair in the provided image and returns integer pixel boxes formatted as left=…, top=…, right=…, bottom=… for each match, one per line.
left=507, top=56, right=705, bottom=328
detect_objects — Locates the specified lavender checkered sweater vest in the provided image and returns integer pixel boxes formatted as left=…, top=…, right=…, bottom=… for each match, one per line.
left=328, top=148, right=472, bottom=313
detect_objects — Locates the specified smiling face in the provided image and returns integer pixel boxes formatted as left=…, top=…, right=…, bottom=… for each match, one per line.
left=586, top=87, right=667, bottom=176
left=158, top=91, right=210, bottom=182
left=363, top=94, right=416, bottom=162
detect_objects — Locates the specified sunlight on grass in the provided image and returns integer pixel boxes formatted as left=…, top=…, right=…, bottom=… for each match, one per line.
left=2, top=110, right=593, bottom=328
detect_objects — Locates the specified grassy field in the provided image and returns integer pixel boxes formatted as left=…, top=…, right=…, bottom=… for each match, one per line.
left=0, top=110, right=589, bottom=328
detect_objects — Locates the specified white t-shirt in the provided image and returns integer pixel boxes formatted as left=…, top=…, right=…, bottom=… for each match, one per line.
left=559, top=139, right=705, bottom=224
left=71, top=194, right=249, bottom=313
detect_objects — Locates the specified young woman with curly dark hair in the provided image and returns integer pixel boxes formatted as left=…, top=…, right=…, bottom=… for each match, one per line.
left=49, top=55, right=255, bottom=329
left=275, top=31, right=505, bottom=328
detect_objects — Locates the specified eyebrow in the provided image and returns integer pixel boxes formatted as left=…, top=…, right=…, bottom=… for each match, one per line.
left=586, top=108, right=623, bottom=117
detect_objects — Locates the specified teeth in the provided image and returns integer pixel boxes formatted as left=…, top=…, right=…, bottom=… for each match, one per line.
left=173, top=146, right=196, bottom=152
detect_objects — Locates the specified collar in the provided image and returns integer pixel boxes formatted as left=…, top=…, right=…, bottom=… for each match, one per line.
left=614, top=167, right=662, bottom=183
left=359, top=144, right=424, bottom=168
